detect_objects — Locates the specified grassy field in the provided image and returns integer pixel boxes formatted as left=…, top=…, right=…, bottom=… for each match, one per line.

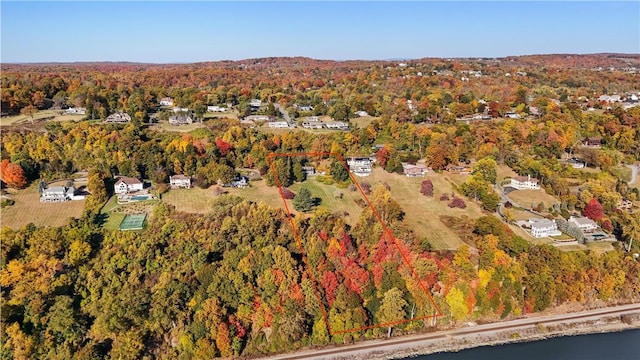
left=202, top=111, right=239, bottom=120
left=149, top=120, right=208, bottom=133
left=100, top=196, right=158, bottom=231
left=350, top=116, right=378, bottom=129
left=1, top=185, right=86, bottom=229
left=506, top=189, right=560, bottom=210
left=609, top=165, right=632, bottom=183
left=365, top=168, right=487, bottom=250
left=497, top=165, right=519, bottom=183
left=1, top=109, right=85, bottom=127
left=289, top=178, right=364, bottom=225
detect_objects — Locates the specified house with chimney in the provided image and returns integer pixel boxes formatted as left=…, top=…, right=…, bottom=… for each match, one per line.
left=510, top=175, right=540, bottom=190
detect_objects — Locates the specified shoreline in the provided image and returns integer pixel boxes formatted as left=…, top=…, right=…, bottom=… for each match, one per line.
left=390, top=314, right=640, bottom=359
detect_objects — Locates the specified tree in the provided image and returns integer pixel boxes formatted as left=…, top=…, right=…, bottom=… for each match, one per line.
left=330, top=160, right=349, bottom=182
left=420, top=179, right=434, bottom=197
left=20, top=104, right=38, bottom=122
left=293, top=187, right=314, bottom=212
left=472, top=157, right=497, bottom=184
left=583, top=198, right=604, bottom=221
left=216, top=322, right=232, bottom=357
left=0, top=159, right=27, bottom=189
left=377, top=287, right=408, bottom=337
left=293, top=162, right=306, bottom=182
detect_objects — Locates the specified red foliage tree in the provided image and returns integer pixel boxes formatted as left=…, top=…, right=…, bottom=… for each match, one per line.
left=321, top=271, right=339, bottom=307
left=448, top=197, right=466, bottom=209
left=215, top=138, right=232, bottom=155
left=360, top=181, right=371, bottom=195
left=0, top=159, right=27, bottom=189
left=376, top=148, right=389, bottom=168
left=281, top=187, right=295, bottom=199
left=420, top=179, right=434, bottom=196
left=601, top=219, right=613, bottom=232
left=583, top=198, right=604, bottom=221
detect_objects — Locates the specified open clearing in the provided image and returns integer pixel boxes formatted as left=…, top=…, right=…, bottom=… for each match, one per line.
left=100, top=196, right=158, bottom=231
left=1, top=109, right=85, bottom=127
left=506, top=189, right=560, bottom=209
left=289, top=178, right=364, bottom=225
left=365, top=167, right=487, bottom=250
left=350, top=116, right=378, bottom=129
left=1, top=185, right=85, bottom=229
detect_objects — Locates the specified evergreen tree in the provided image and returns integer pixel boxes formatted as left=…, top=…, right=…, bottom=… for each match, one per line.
left=293, top=187, right=314, bottom=212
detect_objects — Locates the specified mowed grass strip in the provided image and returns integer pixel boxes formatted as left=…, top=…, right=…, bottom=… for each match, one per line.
left=365, top=168, right=487, bottom=250
left=0, top=110, right=85, bottom=126
left=1, top=186, right=86, bottom=229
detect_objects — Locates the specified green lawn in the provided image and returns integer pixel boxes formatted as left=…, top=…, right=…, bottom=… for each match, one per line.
left=506, top=189, right=560, bottom=210
left=350, top=116, right=378, bottom=129
left=609, top=165, right=632, bottom=183
left=289, top=178, right=364, bottom=225
left=99, top=195, right=158, bottom=230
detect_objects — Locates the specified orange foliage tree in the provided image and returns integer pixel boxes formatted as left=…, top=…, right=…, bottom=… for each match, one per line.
left=0, top=159, right=27, bottom=189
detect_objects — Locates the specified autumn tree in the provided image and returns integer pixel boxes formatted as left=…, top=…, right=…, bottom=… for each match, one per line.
left=472, top=157, right=498, bottom=184
left=330, top=159, right=349, bottom=182
left=377, top=287, right=408, bottom=337
left=583, top=198, right=604, bottom=221
left=0, top=159, right=27, bottom=189
left=420, top=179, right=434, bottom=196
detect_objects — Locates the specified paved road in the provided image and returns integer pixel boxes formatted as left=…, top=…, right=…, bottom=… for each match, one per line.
left=266, top=303, right=640, bottom=360
left=274, top=103, right=292, bottom=123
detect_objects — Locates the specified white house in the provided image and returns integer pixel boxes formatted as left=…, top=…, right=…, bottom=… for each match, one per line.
left=510, top=175, right=540, bottom=190
left=268, top=121, right=290, bottom=128
left=172, top=107, right=190, bottom=113
left=529, top=219, right=562, bottom=238
left=114, top=176, right=144, bottom=195
left=169, top=175, right=192, bottom=189
left=104, top=112, right=131, bottom=123
left=295, top=104, right=314, bottom=112
left=244, top=115, right=272, bottom=122
left=169, top=115, right=193, bottom=126
left=567, top=158, right=586, bottom=169
left=302, top=120, right=324, bottom=129
left=41, top=186, right=75, bottom=202
left=325, top=122, right=349, bottom=130
left=160, top=97, right=174, bottom=107
left=207, top=105, right=227, bottom=112
left=249, top=99, right=262, bottom=109
left=65, top=107, right=86, bottom=115
left=346, top=157, right=373, bottom=176
left=355, top=111, right=369, bottom=117
left=568, top=216, right=599, bottom=233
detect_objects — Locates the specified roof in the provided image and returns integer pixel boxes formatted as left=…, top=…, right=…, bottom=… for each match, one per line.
left=170, top=175, right=191, bottom=180
left=570, top=216, right=597, bottom=226
left=43, top=186, right=66, bottom=194
left=530, top=219, right=556, bottom=228
left=115, top=176, right=142, bottom=186
left=513, top=176, right=537, bottom=183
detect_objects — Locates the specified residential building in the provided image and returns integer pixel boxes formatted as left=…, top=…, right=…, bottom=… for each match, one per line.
left=268, top=121, right=290, bottom=128
left=169, top=115, right=193, bottom=126
left=169, top=175, right=192, bottom=189
left=355, top=110, right=369, bottom=117
left=302, top=166, right=316, bottom=176
left=114, top=176, right=144, bottom=195
left=249, top=99, right=262, bottom=110
left=104, top=112, right=131, bottom=123
left=529, top=219, right=562, bottom=238
left=207, top=105, right=227, bottom=112
left=172, top=107, right=190, bottom=113
left=346, top=157, right=373, bottom=176
left=225, top=176, right=248, bottom=188
left=160, top=97, right=174, bottom=106
left=40, top=186, right=75, bottom=202
left=244, top=115, right=272, bottom=122
left=446, top=165, right=472, bottom=174
left=302, top=121, right=324, bottom=129
left=510, top=175, right=540, bottom=190
left=584, top=137, right=602, bottom=147
left=402, top=163, right=432, bottom=177
left=567, top=158, right=586, bottom=169
left=325, top=121, right=349, bottom=130
left=568, top=216, right=599, bottom=233
left=65, top=107, right=86, bottom=115
left=295, top=104, right=314, bottom=112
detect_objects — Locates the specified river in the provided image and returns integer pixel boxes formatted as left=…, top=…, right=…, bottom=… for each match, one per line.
left=407, top=329, right=639, bottom=360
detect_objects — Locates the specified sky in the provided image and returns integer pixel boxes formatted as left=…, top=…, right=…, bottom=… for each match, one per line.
left=1, top=1, right=639, bottom=63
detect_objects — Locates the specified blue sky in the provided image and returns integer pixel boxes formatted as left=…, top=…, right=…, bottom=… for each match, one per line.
left=1, top=1, right=638, bottom=63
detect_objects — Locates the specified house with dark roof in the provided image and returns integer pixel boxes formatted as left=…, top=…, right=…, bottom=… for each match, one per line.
left=114, top=176, right=144, bottom=194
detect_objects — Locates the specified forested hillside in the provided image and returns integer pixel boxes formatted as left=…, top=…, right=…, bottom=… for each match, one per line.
left=1, top=54, right=640, bottom=358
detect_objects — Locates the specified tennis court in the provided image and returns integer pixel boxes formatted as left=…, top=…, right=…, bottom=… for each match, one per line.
left=119, top=213, right=147, bottom=231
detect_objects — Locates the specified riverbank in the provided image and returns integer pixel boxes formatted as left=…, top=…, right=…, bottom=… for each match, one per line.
left=268, top=303, right=640, bottom=360
left=391, top=312, right=640, bottom=359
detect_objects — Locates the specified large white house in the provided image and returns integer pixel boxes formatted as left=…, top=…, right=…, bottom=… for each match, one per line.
left=169, top=175, right=192, bottom=189
left=568, top=216, right=599, bottom=233
left=104, top=112, right=131, bottom=123
left=160, top=97, right=174, bottom=107
left=510, top=175, right=540, bottom=190
left=207, top=105, right=227, bottom=112
left=169, top=115, right=193, bottom=126
left=114, top=176, right=144, bottom=195
left=346, top=157, right=373, bottom=176
left=529, top=219, right=562, bottom=238
left=41, top=186, right=75, bottom=203
left=65, top=107, right=86, bottom=115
